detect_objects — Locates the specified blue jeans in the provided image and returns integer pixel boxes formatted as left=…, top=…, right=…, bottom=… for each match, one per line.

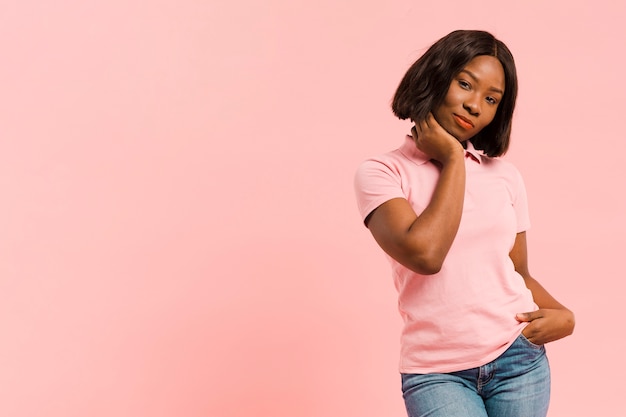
left=401, top=334, right=550, bottom=417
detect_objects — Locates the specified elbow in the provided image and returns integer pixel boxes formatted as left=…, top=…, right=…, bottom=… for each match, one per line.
left=402, top=237, right=453, bottom=275
left=384, top=239, right=449, bottom=275
left=407, top=254, right=445, bottom=275
left=565, top=309, right=576, bottom=336
left=415, top=262, right=443, bottom=275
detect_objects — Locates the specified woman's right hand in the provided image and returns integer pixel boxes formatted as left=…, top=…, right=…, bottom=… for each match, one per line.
left=411, top=113, right=464, bottom=165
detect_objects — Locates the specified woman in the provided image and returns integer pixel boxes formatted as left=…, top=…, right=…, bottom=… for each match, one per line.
left=354, top=30, right=574, bottom=417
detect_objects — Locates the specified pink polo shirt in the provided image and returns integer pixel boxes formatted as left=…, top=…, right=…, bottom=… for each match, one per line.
left=354, top=135, right=537, bottom=374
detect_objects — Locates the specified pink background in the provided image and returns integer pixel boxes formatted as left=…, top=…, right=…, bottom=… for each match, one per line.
left=0, top=1, right=623, bottom=416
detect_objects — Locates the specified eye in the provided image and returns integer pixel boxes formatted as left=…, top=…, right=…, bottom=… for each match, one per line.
left=458, top=80, right=471, bottom=90
left=486, top=96, right=498, bottom=105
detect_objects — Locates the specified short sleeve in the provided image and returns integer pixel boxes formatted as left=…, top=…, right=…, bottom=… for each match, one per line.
left=512, top=167, right=531, bottom=233
left=353, top=158, right=406, bottom=225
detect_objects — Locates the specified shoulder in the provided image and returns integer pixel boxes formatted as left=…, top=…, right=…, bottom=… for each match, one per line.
left=479, top=155, right=527, bottom=191
left=356, top=137, right=431, bottom=181
left=353, top=148, right=414, bottom=222
left=355, top=148, right=407, bottom=182
left=481, top=155, right=524, bottom=178
left=354, top=157, right=398, bottom=201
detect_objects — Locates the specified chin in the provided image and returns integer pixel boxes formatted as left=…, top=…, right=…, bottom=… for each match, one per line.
left=449, top=130, right=469, bottom=143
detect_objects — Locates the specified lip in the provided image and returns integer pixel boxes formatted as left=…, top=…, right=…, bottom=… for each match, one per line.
left=453, top=114, right=474, bottom=130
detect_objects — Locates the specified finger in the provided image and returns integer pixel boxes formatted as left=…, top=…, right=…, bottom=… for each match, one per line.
left=521, top=325, right=533, bottom=339
left=516, top=310, right=544, bottom=322
left=416, top=117, right=428, bottom=133
left=522, top=330, right=541, bottom=345
left=428, top=113, right=443, bottom=129
left=515, top=313, right=530, bottom=322
left=424, top=113, right=433, bottom=128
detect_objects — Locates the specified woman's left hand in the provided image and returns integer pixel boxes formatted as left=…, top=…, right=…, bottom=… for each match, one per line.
left=516, top=308, right=575, bottom=345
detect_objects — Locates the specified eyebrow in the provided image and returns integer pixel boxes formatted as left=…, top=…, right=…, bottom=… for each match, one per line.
left=460, top=69, right=504, bottom=95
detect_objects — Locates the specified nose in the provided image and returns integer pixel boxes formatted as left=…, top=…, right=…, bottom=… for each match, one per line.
left=463, top=96, right=481, bottom=116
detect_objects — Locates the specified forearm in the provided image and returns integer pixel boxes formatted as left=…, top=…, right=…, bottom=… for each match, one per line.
left=523, top=274, right=569, bottom=311
left=519, top=274, right=575, bottom=342
left=404, top=155, right=466, bottom=272
left=511, top=232, right=575, bottom=343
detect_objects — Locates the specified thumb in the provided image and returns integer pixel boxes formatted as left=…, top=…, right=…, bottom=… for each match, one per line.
left=516, top=311, right=540, bottom=322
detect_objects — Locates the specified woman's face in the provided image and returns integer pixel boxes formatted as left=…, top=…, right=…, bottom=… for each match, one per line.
left=433, top=55, right=505, bottom=142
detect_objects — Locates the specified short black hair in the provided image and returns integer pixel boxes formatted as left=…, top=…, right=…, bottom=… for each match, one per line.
left=391, top=30, right=518, bottom=157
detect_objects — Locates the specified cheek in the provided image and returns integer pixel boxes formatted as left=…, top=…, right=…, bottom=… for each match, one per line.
left=433, top=93, right=459, bottom=121
left=478, top=105, right=499, bottom=126
left=432, top=106, right=449, bottom=130
left=442, top=89, right=462, bottom=106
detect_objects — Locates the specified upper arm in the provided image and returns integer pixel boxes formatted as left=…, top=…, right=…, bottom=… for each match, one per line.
left=509, top=231, right=571, bottom=312
left=366, top=197, right=418, bottom=256
left=354, top=159, right=423, bottom=270
left=509, top=231, right=530, bottom=278
left=366, top=198, right=441, bottom=274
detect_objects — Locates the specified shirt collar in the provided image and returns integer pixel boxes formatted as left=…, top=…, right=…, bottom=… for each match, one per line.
left=464, top=139, right=483, bottom=163
left=399, top=135, right=483, bottom=165
left=399, top=135, right=430, bottom=165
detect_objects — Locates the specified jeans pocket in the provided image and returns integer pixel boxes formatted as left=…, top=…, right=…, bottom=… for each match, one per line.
left=518, top=332, right=544, bottom=350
